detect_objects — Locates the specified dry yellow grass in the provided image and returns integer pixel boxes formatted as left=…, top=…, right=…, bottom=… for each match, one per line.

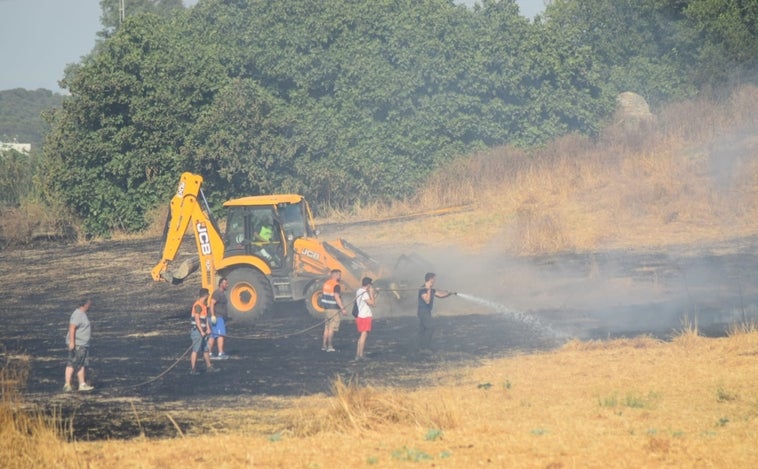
left=340, top=84, right=758, bottom=254
left=6, top=327, right=754, bottom=468
left=1, top=356, right=80, bottom=469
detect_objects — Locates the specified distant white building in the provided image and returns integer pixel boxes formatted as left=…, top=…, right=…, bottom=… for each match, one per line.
left=0, top=141, right=31, bottom=154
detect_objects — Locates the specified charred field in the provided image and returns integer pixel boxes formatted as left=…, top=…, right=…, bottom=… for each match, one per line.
left=3, top=232, right=758, bottom=440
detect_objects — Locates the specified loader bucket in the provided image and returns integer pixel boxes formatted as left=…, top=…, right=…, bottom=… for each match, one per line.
left=372, top=252, right=435, bottom=312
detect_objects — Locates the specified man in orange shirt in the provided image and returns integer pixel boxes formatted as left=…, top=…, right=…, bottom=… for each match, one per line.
left=321, top=269, right=347, bottom=352
left=190, top=288, right=218, bottom=375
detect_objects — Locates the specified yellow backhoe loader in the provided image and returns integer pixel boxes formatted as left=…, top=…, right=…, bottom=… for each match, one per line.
left=151, top=172, right=396, bottom=323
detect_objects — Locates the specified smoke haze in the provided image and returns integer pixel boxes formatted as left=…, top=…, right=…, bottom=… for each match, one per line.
left=382, top=239, right=758, bottom=341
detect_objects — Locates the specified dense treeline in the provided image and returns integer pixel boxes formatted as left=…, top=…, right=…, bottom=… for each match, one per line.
left=37, top=0, right=757, bottom=235
left=0, top=89, right=62, bottom=207
left=0, top=89, right=62, bottom=147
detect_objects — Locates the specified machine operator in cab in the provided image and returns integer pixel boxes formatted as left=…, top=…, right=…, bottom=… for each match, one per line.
left=253, top=222, right=281, bottom=267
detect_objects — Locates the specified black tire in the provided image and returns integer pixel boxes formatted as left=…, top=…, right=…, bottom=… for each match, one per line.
left=225, top=267, right=273, bottom=324
left=304, top=280, right=326, bottom=319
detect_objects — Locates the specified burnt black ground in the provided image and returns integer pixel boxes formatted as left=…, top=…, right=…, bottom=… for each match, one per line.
left=3, top=235, right=758, bottom=440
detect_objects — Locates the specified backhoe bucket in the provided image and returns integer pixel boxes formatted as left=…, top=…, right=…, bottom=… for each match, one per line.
left=164, top=258, right=200, bottom=285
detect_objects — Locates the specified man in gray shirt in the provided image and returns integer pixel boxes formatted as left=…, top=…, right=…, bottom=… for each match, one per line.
left=209, top=277, right=230, bottom=359
left=63, top=299, right=94, bottom=392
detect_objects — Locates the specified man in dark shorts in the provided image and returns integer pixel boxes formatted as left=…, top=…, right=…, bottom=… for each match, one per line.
left=63, top=299, right=94, bottom=392
left=418, top=272, right=455, bottom=352
left=209, top=277, right=230, bottom=360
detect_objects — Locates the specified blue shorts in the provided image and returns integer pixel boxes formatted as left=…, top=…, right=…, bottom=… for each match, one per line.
left=190, top=328, right=209, bottom=353
left=210, top=316, right=226, bottom=338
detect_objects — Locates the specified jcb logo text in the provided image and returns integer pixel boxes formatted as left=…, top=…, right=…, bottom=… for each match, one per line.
left=197, top=222, right=212, bottom=255
left=301, top=248, right=320, bottom=260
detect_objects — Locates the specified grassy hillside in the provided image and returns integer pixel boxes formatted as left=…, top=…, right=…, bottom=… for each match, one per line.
left=0, top=88, right=62, bottom=147
left=337, top=85, right=758, bottom=255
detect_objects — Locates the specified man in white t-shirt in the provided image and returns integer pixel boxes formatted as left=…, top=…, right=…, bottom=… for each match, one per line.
left=354, top=277, right=376, bottom=361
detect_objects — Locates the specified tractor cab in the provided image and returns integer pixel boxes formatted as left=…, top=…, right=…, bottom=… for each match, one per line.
left=223, top=195, right=317, bottom=269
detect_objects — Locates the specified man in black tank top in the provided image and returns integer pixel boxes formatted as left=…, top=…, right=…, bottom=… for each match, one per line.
left=417, top=272, right=455, bottom=352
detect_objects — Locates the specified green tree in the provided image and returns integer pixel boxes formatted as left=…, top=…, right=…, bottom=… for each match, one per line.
left=543, top=0, right=698, bottom=105
left=43, top=12, right=226, bottom=234
left=683, top=0, right=758, bottom=85
left=98, top=0, right=184, bottom=37
left=186, top=78, right=303, bottom=208
left=0, top=149, right=32, bottom=206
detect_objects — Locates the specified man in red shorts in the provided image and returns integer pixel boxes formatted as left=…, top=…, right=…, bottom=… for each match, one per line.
left=354, top=277, right=376, bottom=361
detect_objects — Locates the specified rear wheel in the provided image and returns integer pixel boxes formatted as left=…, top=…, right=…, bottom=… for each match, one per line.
left=225, top=267, right=273, bottom=324
left=304, top=281, right=326, bottom=319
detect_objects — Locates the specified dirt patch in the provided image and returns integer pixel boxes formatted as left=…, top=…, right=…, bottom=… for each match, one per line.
left=3, top=234, right=758, bottom=440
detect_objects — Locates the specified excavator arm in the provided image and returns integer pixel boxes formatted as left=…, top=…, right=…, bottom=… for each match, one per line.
left=151, top=172, right=225, bottom=292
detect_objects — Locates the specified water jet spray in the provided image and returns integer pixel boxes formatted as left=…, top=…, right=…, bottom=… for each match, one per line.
left=455, top=292, right=568, bottom=339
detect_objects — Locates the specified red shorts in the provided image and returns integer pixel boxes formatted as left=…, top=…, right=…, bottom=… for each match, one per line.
left=355, top=316, right=372, bottom=333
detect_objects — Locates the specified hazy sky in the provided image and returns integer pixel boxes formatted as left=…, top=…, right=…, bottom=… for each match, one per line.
left=0, top=0, right=546, bottom=93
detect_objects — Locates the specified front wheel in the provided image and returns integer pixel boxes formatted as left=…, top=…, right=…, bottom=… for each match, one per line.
left=225, top=267, right=273, bottom=324
left=304, top=280, right=326, bottom=319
